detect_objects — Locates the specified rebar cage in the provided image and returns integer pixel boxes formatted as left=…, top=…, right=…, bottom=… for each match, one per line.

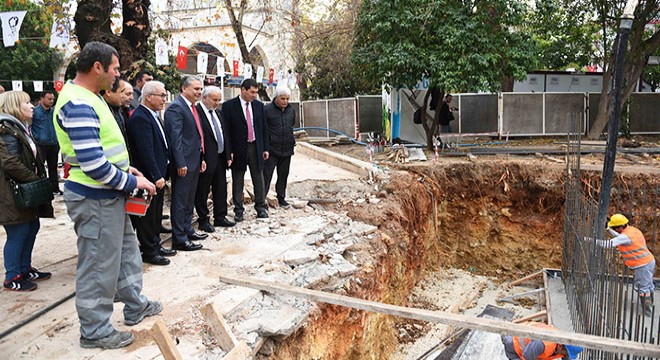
left=563, top=113, right=660, bottom=360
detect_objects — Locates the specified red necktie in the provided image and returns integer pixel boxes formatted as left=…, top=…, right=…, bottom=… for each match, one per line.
left=245, top=102, right=255, bottom=142
left=191, top=104, right=205, bottom=153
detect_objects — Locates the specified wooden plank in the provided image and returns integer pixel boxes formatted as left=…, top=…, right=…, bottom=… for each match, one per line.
left=221, top=341, right=251, bottom=360
left=442, top=282, right=485, bottom=337
left=510, top=270, right=543, bottom=286
left=514, top=311, right=548, bottom=324
left=200, top=303, right=239, bottom=352
left=543, top=270, right=553, bottom=326
left=150, top=318, right=183, bottom=360
left=218, top=274, right=660, bottom=357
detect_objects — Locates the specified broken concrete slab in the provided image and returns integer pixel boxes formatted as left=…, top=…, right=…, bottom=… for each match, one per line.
left=283, top=250, right=320, bottom=266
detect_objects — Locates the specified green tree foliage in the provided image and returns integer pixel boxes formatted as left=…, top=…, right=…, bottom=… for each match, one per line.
left=352, top=0, right=536, bottom=92
left=524, top=0, right=599, bottom=70
left=0, top=0, right=63, bottom=95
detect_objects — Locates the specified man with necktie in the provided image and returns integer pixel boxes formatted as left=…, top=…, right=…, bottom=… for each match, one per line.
left=222, top=78, right=269, bottom=222
left=126, top=81, right=177, bottom=265
left=194, top=86, right=234, bottom=232
left=164, top=76, right=207, bottom=251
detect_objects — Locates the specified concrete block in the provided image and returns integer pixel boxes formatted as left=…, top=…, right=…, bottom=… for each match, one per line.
left=209, top=286, right=262, bottom=315
left=283, top=250, right=319, bottom=266
left=234, top=301, right=308, bottom=337
left=292, top=200, right=308, bottom=209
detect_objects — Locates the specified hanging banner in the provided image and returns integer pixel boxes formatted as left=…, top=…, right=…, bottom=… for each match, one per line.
left=217, top=58, right=225, bottom=76
left=278, top=70, right=285, bottom=85
left=49, top=20, right=69, bottom=49
left=54, top=80, right=64, bottom=92
left=268, top=68, right=274, bottom=85
left=155, top=38, right=169, bottom=65
left=197, top=51, right=208, bottom=74
left=288, top=73, right=296, bottom=89
left=243, top=64, right=253, bottom=79
left=232, top=59, right=239, bottom=77
left=255, top=66, right=264, bottom=84
left=12, top=81, right=22, bottom=91
left=176, top=45, right=188, bottom=70
left=1, top=11, right=27, bottom=47
left=33, top=81, right=43, bottom=92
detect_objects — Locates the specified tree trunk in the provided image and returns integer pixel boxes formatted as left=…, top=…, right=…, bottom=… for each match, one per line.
left=74, top=0, right=151, bottom=70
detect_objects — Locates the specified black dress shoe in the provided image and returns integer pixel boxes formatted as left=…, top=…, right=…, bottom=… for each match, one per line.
left=159, top=247, right=177, bottom=257
left=159, top=226, right=172, bottom=233
left=234, top=214, right=244, bottom=222
left=172, top=241, right=203, bottom=251
left=198, top=222, right=215, bottom=233
left=188, top=232, right=209, bottom=240
left=257, top=211, right=269, bottom=219
left=214, top=217, right=235, bottom=227
left=142, top=255, right=170, bottom=265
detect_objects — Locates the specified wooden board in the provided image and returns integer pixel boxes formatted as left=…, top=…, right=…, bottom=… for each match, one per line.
left=151, top=318, right=183, bottom=360
left=218, top=274, right=660, bottom=357
left=201, top=303, right=239, bottom=352
left=221, top=341, right=251, bottom=360
left=510, top=270, right=543, bottom=286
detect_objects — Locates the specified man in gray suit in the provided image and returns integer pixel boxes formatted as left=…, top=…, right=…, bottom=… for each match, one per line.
left=164, top=76, right=208, bottom=251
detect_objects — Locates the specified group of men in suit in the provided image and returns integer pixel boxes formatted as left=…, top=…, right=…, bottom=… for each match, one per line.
left=124, top=77, right=271, bottom=265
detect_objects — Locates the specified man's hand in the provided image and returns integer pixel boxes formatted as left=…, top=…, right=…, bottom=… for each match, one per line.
left=155, top=178, right=165, bottom=189
left=178, top=166, right=187, bottom=177
left=128, top=166, right=144, bottom=177
left=228, top=153, right=234, bottom=167
left=136, top=176, right=156, bottom=195
left=263, top=151, right=269, bottom=160
left=201, top=160, right=207, bottom=173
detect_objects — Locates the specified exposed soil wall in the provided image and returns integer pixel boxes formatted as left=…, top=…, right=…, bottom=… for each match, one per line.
left=267, top=161, right=569, bottom=359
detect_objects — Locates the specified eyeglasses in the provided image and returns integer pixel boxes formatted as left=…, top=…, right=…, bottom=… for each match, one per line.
left=151, top=93, right=167, bottom=99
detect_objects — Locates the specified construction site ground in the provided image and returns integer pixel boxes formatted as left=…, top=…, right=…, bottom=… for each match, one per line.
left=2, top=137, right=660, bottom=360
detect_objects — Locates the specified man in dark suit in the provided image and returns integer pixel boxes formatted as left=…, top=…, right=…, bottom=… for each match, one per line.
left=163, top=76, right=207, bottom=251
left=195, top=86, right=235, bottom=232
left=222, top=78, right=269, bottom=222
left=126, top=80, right=177, bottom=265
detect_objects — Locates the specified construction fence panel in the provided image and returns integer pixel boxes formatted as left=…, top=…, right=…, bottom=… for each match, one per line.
left=629, top=93, right=660, bottom=134
left=501, top=93, right=544, bottom=135
left=544, top=93, right=586, bottom=135
left=457, top=94, right=498, bottom=134
left=290, top=102, right=302, bottom=129
left=327, top=98, right=358, bottom=139
left=587, top=93, right=601, bottom=133
left=301, top=100, right=330, bottom=138
left=356, top=95, right=383, bottom=135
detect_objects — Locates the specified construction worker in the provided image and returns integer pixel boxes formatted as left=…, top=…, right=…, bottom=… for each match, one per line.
left=599, top=214, right=656, bottom=315
left=501, top=322, right=583, bottom=359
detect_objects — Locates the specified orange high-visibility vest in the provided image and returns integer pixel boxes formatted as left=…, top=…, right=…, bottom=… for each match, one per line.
left=513, top=322, right=563, bottom=360
left=618, top=226, right=654, bottom=268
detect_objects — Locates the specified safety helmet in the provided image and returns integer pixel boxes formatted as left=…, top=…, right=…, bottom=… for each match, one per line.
left=608, top=214, right=629, bottom=228
left=564, top=344, right=583, bottom=359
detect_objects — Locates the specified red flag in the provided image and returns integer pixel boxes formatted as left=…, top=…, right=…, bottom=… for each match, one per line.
left=268, top=68, right=274, bottom=84
left=176, top=46, right=188, bottom=70
left=54, top=80, right=64, bottom=92
left=233, top=60, right=239, bottom=77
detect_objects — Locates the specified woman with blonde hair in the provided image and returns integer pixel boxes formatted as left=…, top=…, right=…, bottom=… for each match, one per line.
left=0, top=90, right=54, bottom=291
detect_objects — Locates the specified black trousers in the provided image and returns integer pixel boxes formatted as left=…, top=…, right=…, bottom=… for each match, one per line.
left=195, top=152, right=229, bottom=223
left=231, top=143, right=267, bottom=215
left=39, top=144, right=60, bottom=192
left=171, top=167, right=200, bottom=245
left=263, top=153, right=291, bottom=201
left=130, top=188, right=164, bottom=257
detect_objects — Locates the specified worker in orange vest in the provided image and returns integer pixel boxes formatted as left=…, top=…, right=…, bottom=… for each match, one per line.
left=501, top=322, right=583, bottom=359
left=598, top=214, right=656, bottom=315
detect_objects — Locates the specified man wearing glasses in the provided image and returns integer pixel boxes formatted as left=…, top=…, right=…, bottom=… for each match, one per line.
left=126, top=81, right=176, bottom=265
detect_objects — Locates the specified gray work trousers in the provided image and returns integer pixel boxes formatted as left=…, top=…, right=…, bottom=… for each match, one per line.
left=64, top=189, right=149, bottom=339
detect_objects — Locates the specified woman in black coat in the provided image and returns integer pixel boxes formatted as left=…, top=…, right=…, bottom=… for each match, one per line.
left=0, top=91, right=54, bottom=291
left=263, top=87, right=296, bottom=208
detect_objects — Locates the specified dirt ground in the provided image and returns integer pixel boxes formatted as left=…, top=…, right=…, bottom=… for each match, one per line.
left=3, top=138, right=660, bottom=359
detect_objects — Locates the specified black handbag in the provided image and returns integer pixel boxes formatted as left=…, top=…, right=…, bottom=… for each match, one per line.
left=6, top=177, right=53, bottom=209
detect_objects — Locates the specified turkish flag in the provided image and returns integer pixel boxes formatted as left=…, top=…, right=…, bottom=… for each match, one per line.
left=233, top=60, right=239, bottom=77
left=176, top=46, right=188, bottom=70
left=54, top=80, right=64, bottom=92
left=268, top=68, right=274, bottom=84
